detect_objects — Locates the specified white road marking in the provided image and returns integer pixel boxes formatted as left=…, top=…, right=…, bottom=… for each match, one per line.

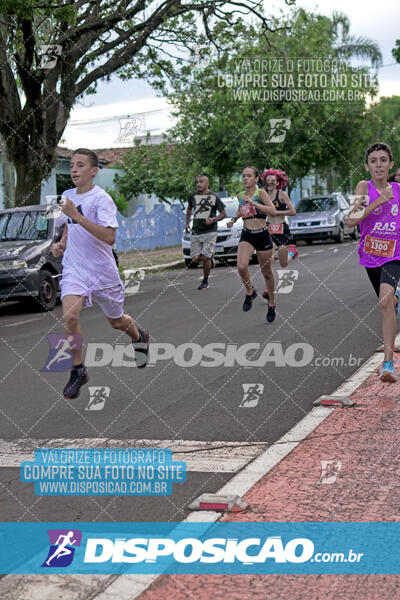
left=123, top=260, right=183, bottom=275
left=1, top=336, right=390, bottom=600
left=4, top=318, right=41, bottom=327
left=0, top=438, right=266, bottom=473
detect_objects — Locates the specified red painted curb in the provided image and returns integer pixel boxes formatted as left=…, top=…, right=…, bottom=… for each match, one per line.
left=139, top=359, right=400, bottom=599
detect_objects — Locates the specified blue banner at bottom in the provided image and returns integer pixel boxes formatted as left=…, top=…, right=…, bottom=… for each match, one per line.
left=0, top=522, right=398, bottom=574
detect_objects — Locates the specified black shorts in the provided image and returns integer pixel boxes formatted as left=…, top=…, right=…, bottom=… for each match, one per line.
left=268, top=222, right=292, bottom=247
left=365, top=260, right=400, bottom=297
left=240, top=227, right=273, bottom=252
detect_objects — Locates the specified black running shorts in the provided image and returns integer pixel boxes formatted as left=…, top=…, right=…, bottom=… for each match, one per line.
left=365, top=260, right=400, bottom=297
left=240, top=227, right=273, bottom=251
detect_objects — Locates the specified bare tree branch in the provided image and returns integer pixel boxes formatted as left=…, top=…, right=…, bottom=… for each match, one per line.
left=0, top=0, right=277, bottom=204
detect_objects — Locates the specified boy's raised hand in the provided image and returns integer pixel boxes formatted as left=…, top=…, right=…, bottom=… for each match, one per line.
left=61, top=198, right=80, bottom=220
left=378, top=183, right=394, bottom=204
left=348, top=194, right=367, bottom=217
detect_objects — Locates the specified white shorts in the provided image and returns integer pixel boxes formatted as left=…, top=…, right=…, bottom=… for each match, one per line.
left=61, top=279, right=125, bottom=319
left=190, top=232, right=218, bottom=258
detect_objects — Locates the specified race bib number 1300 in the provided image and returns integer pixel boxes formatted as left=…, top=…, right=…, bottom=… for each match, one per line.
left=364, top=236, right=396, bottom=258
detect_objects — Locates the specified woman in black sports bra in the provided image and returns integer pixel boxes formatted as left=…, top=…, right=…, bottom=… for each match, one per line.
left=261, top=169, right=297, bottom=301
left=227, top=166, right=278, bottom=321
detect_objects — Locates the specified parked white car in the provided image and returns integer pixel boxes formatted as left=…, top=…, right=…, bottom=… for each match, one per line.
left=182, top=197, right=257, bottom=265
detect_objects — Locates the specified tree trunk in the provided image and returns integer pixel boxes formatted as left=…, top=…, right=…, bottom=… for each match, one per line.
left=218, top=174, right=225, bottom=192
left=14, top=159, right=44, bottom=206
left=327, top=168, right=333, bottom=193
left=1, top=141, right=15, bottom=208
left=313, top=171, right=319, bottom=195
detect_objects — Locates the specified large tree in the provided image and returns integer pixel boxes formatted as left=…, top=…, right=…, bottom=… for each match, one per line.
left=155, top=9, right=380, bottom=193
left=364, top=96, right=400, bottom=169
left=114, top=138, right=201, bottom=206
left=0, top=0, right=277, bottom=206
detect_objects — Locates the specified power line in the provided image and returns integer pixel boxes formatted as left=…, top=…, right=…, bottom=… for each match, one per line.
left=68, top=108, right=169, bottom=126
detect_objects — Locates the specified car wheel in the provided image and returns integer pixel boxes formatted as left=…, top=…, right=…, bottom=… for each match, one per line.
left=335, top=225, right=344, bottom=244
left=37, top=269, right=58, bottom=311
left=306, top=240, right=313, bottom=245
left=184, top=258, right=192, bottom=267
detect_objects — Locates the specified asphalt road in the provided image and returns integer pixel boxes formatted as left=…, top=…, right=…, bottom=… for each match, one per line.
left=0, top=239, right=384, bottom=522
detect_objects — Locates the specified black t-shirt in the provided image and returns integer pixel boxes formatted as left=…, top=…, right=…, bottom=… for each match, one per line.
left=188, top=191, right=225, bottom=234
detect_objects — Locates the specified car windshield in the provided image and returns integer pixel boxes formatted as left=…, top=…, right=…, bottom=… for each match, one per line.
left=0, top=211, right=49, bottom=241
left=223, top=200, right=239, bottom=218
left=296, top=197, right=337, bottom=213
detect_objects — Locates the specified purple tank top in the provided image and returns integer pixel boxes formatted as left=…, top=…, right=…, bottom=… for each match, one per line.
left=358, top=181, right=400, bottom=267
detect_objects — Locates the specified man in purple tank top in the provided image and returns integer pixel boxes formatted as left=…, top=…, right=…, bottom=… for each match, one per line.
left=347, top=142, right=400, bottom=382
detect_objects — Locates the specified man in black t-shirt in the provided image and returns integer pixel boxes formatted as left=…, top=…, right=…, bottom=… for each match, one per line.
left=185, top=175, right=226, bottom=289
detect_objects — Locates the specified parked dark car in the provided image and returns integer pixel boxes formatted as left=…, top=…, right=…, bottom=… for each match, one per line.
left=0, top=205, right=63, bottom=310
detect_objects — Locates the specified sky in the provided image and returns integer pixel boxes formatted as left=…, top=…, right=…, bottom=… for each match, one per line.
left=61, top=0, right=400, bottom=149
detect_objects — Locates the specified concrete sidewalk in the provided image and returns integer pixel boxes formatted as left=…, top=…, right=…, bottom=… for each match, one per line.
left=137, top=350, right=400, bottom=599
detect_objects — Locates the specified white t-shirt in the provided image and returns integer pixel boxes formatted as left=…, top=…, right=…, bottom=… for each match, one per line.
left=56, top=185, right=121, bottom=290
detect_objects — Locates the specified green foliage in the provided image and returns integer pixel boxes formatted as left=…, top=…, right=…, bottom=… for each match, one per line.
left=113, top=139, right=201, bottom=206
left=392, top=40, right=400, bottom=64
left=0, top=1, right=76, bottom=21
left=118, top=263, right=126, bottom=282
left=162, top=8, right=380, bottom=193
left=364, top=96, right=400, bottom=171
left=0, top=1, right=273, bottom=205
left=105, top=187, right=129, bottom=215
left=56, top=173, right=72, bottom=195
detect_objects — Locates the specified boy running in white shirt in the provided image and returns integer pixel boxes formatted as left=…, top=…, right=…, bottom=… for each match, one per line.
left=51, top=148, right=149, bottom=398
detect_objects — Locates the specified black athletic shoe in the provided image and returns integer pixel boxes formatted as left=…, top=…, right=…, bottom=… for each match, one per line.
left=133, top=327, right=149, bottom=368
left=266, top=304, right=276, bottom=323
left=198, top=280, right=208, bottom=290
left=63, top=366, right=89, bottom=399
left=243, top=288, right=257, bottom=312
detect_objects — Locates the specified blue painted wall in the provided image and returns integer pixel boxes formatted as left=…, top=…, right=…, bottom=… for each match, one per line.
left=116, top=203, right=185, bottom=251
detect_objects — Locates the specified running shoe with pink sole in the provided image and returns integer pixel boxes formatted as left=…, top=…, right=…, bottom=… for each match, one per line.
left=288, top=244, right=298, bottom=259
